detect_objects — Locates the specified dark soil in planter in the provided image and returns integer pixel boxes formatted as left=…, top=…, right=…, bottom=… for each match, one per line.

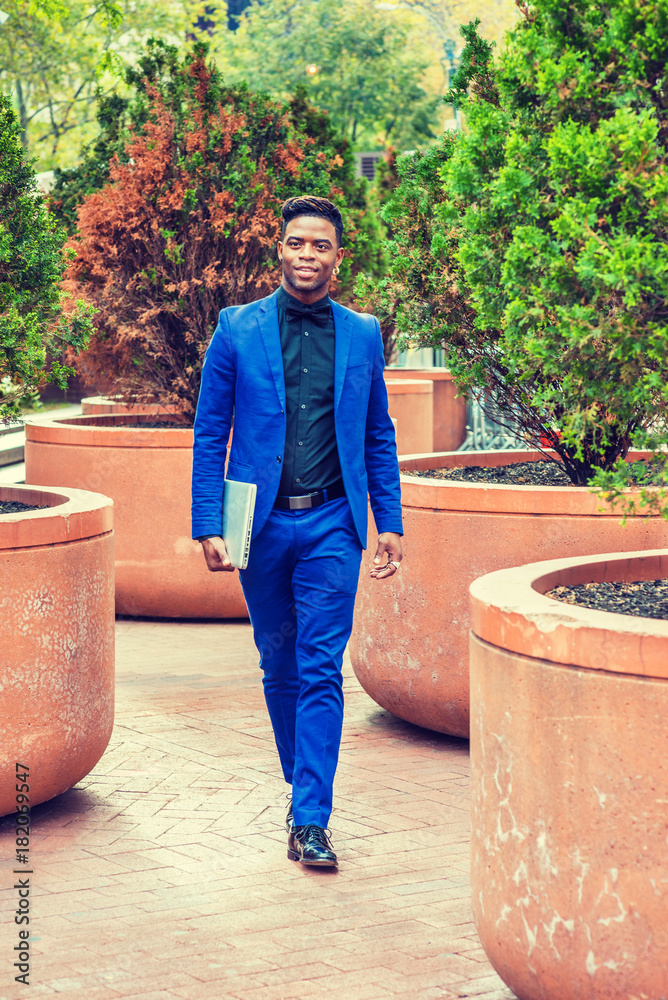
left=70, top=417, right=192, bottom=429
left=119, top=420, right=193, bottom=429
left=0, top=500, right=48, bottom=514
left=404, top=459, right=651, bottom=488
left=403, top=460, right=573, bottom=486
left=547, top=579, right=668, bottom=620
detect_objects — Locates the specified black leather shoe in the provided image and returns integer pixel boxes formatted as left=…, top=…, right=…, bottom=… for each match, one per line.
left=287, top=824, right=337, bottom=867
left=286, top=795, right=294, bottom=832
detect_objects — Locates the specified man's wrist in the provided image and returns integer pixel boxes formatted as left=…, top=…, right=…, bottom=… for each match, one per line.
left=196, top=534, right=221, bottom=543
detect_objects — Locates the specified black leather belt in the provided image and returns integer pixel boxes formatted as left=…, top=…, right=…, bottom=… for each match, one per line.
left=274, top=479, right=346, bottom=510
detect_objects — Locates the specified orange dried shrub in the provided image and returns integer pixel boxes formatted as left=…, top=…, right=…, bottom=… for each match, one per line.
left=64, top=43, right=362, bottom=418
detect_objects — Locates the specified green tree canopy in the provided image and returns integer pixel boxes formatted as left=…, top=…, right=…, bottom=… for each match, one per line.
left=0, top=0, right=196, bottom=170
left=211, top=0, right=441, bottom=147
left=0, top=94, right=91, bottom=418
left=359, top=2, right=668, bottom=510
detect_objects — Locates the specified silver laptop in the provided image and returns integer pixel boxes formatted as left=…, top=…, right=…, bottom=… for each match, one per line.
left=222, top=479, right=257, bottom=570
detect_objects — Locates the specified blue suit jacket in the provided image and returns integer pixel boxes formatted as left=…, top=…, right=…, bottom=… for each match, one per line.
left=191, top=289, right=403, bottom=549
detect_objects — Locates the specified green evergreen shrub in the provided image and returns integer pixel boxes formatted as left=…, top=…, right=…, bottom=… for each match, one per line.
left=359, top=2, right=668, bottom=514
left=0, top=95, right=91, bottom=420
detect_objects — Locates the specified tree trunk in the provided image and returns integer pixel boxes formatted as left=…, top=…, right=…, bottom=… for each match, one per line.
left=15, top=80, right=28, bottom=149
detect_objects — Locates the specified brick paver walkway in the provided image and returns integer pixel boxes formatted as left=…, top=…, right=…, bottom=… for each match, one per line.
left=1, top=620, right=516, bottom=1000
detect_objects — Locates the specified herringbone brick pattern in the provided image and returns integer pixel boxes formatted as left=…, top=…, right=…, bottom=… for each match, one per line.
left=0, top=619, right=517, bottom=1000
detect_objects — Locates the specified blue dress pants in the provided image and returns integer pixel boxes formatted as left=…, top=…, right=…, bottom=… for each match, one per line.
left=239, top=497, right=363, bottom=829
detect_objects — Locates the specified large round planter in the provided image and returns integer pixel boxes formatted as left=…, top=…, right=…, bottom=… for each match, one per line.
left=469, top=548, right=668, bottom=1000
left=385, top=379, right=434, bottom=455
left=385, top=367, right=467, bottom=451
left=0, top=483, right=115, bottom=816
left=349, top=449, right=667, bottom=737
left=24, top=414, right=247, bottom=619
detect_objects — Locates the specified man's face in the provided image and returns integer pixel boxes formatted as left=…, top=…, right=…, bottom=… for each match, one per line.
left=278, top=215, right=345, bottom=302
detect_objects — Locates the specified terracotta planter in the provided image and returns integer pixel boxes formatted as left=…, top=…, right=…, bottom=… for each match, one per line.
left=24, top=414, right=247, bottom=619
left=385, top=367, right=467, bottom=451
left=349, top=449, right=667, bottom=737
left=0, top=483, right=115, bottom=816
left=385, top=379, right=434, bottom=455
left=469, top=549, right=668, bottom=1000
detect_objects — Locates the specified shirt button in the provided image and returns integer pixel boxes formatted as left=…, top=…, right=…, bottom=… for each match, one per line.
left=304, top=331, right=309, bottom=336
left=301, top=404, right=306, bottom=409
left=303, top=368, right=308, bottom=373
left=296, top=478, right=301, bottom=483
left=298, top=441, right=303, bottom=446
left=276, top=456, right=282, bottom=463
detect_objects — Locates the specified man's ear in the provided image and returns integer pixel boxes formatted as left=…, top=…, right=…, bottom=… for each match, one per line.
left=277, top=240, right=283, bottom=262
left=335, top=245, right=345, bottom=267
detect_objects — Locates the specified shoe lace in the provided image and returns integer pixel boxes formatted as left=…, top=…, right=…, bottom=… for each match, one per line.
left=297, top=824, right=333, bottom=849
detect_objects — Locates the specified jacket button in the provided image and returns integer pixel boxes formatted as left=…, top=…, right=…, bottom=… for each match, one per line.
left=277, top=456, right=282, bottom=463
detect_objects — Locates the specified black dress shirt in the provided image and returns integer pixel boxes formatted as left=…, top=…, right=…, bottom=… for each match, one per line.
left=276, top=285, right=342, bottom=496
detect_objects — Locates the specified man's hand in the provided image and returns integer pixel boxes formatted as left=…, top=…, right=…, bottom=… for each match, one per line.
left=201, top=536, right=235, bottom=572
left=370, top=532, right=403, bottom=580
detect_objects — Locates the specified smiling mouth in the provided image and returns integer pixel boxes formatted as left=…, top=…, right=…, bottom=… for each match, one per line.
left=295, top=267, right=318, bottom=275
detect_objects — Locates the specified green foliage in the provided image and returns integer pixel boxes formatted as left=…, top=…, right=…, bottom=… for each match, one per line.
left=211, top=0, right=441, bottom=148
left=49, top=92, right=130, bottom=232
left=23, top=0, right=122, bottom=22
left=0, top=0, right=193, bottom=171
left=355, top=133, right=476, bottom=368
left=0, top=95, right=91, bottom=419
left=286, top=85, right=387, bottom=300
left=63, top=41, right=384, bottom=416
left=359, top=2, right=668, bottom=511
left=49, top=41, right=194, bottom=233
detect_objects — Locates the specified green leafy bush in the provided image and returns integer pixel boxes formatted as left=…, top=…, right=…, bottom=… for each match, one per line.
left=61, top=40, right=384, bottom=417
left=359, top=2, right=668, bottom=513
left=0, top=95, right=91, bottom=421
left=211, top=0, right=441, bottom=149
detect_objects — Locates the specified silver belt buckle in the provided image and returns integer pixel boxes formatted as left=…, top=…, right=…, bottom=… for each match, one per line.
left=290, top=494, right=314, bottom=510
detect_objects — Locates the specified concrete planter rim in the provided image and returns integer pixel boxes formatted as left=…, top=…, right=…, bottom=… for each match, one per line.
left=0, top=482, right=113, bottom=549
left=24, top=413, right=193, bottom=448
left=397, top=448, right=652, bottom=515
left=385, top=366, right=456, bottom=381
left=470, top=547, right=668, bottom=680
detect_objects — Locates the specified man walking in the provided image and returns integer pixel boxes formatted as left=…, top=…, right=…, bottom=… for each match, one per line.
left=192, top=196, right=403, bottom=868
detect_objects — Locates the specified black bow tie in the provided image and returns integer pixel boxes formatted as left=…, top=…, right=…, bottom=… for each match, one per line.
left=284, top=296, right=332, bottom=327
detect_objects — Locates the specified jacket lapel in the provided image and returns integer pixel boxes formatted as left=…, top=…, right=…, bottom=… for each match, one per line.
left=257, top=291, right=286, bottom=410
left=332, top=300, right=353, bottom=412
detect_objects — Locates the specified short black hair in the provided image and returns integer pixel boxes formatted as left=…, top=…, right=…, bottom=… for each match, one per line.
left=281, top=196, right=344, bottom=247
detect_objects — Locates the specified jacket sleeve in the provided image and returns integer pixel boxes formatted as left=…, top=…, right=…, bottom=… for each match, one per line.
left=191, top=310, right=236, bottom=539
left=364, top=319, right=403, bottom=536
